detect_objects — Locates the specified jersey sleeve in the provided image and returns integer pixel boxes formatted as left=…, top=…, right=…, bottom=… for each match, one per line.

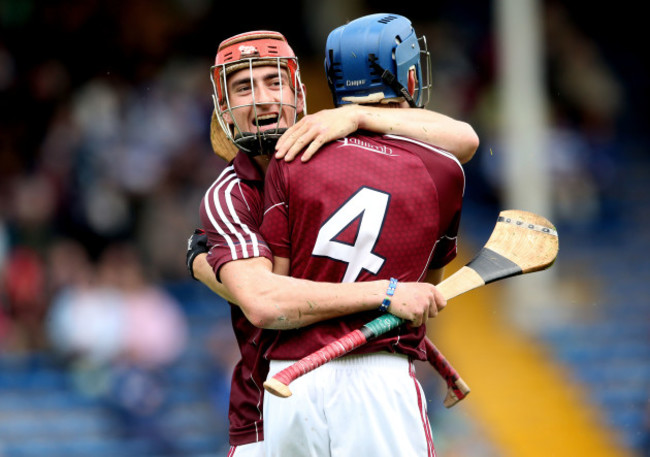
left=399, top=138, right=465, bottom=270
left=260, top=158, right=291, bottom=258
left=199, top=177, right=272, bottom=280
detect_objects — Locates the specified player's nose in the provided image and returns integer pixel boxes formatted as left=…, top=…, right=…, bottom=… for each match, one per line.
left=255, top=84, right=277, bottom=104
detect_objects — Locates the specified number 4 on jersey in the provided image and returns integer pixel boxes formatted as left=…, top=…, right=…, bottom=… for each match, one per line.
left=312, top=187, right=389, bottom=282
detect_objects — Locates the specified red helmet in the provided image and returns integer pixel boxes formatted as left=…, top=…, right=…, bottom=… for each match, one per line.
left=212, top=31, right=299, bottom=103
left=210, top=31, right=305, bottom=155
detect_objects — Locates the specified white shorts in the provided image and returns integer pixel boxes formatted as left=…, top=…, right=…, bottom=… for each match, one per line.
left=263, top=353, right=436, bottom=457
left=228, top=441, right=265, bottom=457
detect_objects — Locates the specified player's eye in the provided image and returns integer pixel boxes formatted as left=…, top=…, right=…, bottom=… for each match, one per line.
left=234, top=84, right=251, bottom=94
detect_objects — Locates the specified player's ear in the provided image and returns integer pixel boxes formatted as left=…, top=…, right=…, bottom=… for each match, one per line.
left=407, top=67, right=417, bottom=96
left=221, top=106, right=233, bottom=125
left=297, top=83, right=307, bottom=114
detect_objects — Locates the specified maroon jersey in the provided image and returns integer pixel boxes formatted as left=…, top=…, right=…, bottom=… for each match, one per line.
left=200, top=153, right=274, bottom=446
left=261, top=132, right=464, bottom=361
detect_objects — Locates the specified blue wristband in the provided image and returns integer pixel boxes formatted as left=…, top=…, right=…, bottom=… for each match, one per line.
left=378, top=278, right=398, bottom=313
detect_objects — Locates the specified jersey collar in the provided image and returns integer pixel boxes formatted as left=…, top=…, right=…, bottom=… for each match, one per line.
left=232, top=151, right=265, bottom=183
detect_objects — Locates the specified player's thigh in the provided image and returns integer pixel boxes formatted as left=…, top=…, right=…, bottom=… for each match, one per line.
left=228, top=441, right=264, bottom=457
left=263, top=362, right=330, bottom=457
left=327, top=356, right=434, bottom=457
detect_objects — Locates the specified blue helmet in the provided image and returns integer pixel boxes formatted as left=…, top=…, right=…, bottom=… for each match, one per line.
left=325, top=13, right=431, bottom=108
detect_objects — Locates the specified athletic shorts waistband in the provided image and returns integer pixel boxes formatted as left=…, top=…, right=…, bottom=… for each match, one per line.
left=269, top=352, right=410, bottom=376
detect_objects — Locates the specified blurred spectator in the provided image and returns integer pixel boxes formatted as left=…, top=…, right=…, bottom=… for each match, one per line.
left=44, top=237, right=94, bottom=297
left=1, top=246, right=47, bottom=352
left=98, top=243, right=188, bottom=455
left=0, top=172, right=60, bottom=354
left=45, top=242, right=127, bottom=395
left=46, top=260, right=125, bottom=369
left=5, top=170, right=59, bottom=252
left=97, top=242, right=188, bottom=369
left=46, top=242, right=188, bottom=453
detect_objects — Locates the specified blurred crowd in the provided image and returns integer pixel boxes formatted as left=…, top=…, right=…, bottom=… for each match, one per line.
left=0, top=0, right=224, bottom=355
left=1, top=4, right=225, bottom=448
left=0, top=0, right=639, bottom=427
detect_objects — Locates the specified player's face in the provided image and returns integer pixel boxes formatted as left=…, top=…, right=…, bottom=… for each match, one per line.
left=223, top=65, right=303, bottom=134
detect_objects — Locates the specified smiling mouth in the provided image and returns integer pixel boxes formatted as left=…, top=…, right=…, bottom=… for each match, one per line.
left=255, top=114, right=280, bottom=128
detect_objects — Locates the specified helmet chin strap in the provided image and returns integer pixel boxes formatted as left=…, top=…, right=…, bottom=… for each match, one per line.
left=234, top=129, right=287, bottom=158
left=368, top=55, right=418, bottom=108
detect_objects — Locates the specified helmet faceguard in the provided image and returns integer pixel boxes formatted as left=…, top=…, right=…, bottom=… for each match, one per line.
left=324, top=14, right=431, bottom=108
left=210, top=31, right=307, bottom=157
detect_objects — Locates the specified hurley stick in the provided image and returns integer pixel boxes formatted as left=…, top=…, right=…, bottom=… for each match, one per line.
left=263, top=209, right=559, bottom=399
left=424, top=337, right=471, bottom=408
left=210, top=110, right=238, bottom=162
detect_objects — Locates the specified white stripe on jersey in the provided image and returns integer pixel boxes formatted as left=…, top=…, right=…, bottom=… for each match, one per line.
left=223, top=178, right=261, bottom=258
left=204, top=166, right=239, bottom=259
left=418, top=239, right=439, bottom=282
left=203, top=164, right=262, bottom=260
left=263, top=201, right=285, bottom=217
left=384, top=134, right=466, bottom=196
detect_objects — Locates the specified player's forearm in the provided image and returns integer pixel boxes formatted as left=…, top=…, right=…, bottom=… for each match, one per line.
left=223, top=260, right=388, bottom=329
left=250, top=272, right=449, bottom=328
left=356, top=106, right=479, bottom=164
left=193, top=254, right=238, bottom=303
left=259, top=275, right=390, bottom=329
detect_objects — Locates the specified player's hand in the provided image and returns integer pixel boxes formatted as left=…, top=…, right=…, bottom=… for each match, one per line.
left=186, top=228, right=208, bottom=280
left=388, top=282, right=447, bottom=327
left=275, top=106, right=360, bottom=162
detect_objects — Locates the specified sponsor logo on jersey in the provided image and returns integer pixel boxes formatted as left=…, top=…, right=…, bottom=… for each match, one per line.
left=337, top=137, right=397, bottom=156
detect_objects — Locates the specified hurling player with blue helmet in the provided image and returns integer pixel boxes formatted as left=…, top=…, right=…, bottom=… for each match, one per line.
left=260, top=13, right=470, bottom=457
